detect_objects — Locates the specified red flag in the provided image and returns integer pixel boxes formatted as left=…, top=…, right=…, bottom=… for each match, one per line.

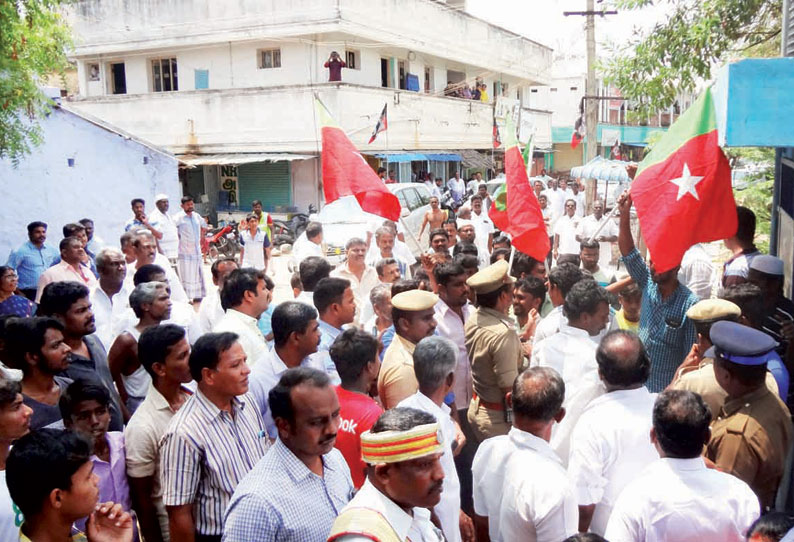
left=631, top=88, right=737, bottom=272
left=490, top=116, right=549, bottom=261
left=493, top=118, right=501, bottom=148
left=316, top=99, right=401, bottom=221
left=368, top=103, right=388, bottom=144
left=571, top=114, right=585, bottom=149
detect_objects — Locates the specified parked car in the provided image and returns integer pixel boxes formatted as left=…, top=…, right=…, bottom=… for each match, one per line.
left=316, top=183, right=432, bottom=265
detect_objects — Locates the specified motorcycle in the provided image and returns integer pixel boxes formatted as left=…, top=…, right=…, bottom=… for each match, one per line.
left=271, top=204, right=318, bottom=247
left=204, top=222, right=240, bottom=262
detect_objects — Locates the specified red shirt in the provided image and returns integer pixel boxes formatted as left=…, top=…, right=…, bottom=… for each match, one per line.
left=334, top=385, right=383, bottom=488
left=324, top=59, right=346, bottom=82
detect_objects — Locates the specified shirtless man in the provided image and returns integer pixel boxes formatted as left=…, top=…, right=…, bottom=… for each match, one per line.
left=108, top=281, right=171, bottom=419
left=419, top=196, right=448, bottom=237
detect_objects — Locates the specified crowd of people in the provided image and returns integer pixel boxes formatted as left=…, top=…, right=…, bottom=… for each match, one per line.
left=1, top=168, right=794, bottom=542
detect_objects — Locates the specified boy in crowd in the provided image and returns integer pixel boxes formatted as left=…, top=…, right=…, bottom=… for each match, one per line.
left=7, top=428, right=133, bottom=541
left=0, top=372, right=33, bottom=539
left=615, top=282, right=642, bottom=333
left=59, top=379, right=134, bottom=536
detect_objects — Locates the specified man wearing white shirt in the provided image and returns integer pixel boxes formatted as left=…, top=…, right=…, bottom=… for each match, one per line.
left=398, top=337, right=469, bottom=542
left=292, top=222, right=326, bottom=265
left=89, top=247, right=130, bottom=352
left=531, top=281, right=611, bottom=463
left=433, top=262, right=473, bottom=412
left=150, top=194, right=180, bottom=264
left=431, top=177, right=445, bottom=200
left=331, top=238, right=380, bottom=324
left=366, top=226, right=413, bottom=278
left=532, top=263, right=583, bottom=348
left=213, top=268, right=271, bottom=366
left=497, top=367, right=578, bottom=542
left=124, top=229, right=188, bottom=304
left=470, top=195, right=494, bottom=263
left=447, top=171, right=466, bottom=206
left=542, top=179, right=566, bottom=224
left=327, top=408, right=446, bottom=542
left=678, top=243, right=715, bottom=299
left=297, top=256, right=332, bottom=310
left=198, top=258, right=238, bottom=334
left=576, top=200, right=618, bottom=269
left=553, top=199, right=581, bottom=262
left=568, top=330, right=659, bottom=535
left=605, top=390, right=760, bottom=542
left=248, top=301, right=322, bottom=438
left=471, top=432, right=512, bottom=542
left=569, top=181, right=586, bottom=218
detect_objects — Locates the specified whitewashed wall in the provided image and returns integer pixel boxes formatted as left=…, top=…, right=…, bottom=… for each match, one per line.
left=0, top=107, right=179, bottom=261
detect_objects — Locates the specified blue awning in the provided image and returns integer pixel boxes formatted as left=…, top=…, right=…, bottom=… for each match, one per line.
left=424, top=153, right=462, bottom=162
left=373, top=152, right=427, bottom=162
left=372, top=152, right=462, bottom=162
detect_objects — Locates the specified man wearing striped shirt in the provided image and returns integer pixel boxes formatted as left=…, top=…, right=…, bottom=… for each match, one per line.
left=160, top=332, right=269, bottom=542
left=223, top=367, right=354, bottom=541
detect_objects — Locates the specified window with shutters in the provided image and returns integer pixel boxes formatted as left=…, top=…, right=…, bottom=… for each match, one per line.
left=152, top=58, right=178, bottom=92
left=345, top=50, right=360, bottom=70
left=258, top=48, right=282, bottom=69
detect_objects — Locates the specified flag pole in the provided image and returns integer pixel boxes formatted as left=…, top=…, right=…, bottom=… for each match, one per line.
left=586, top=201, right=621, bottom=243
left=507, top=244, right=516, bottom=273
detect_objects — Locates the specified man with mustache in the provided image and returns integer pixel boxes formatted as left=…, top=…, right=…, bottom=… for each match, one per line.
left=224, top=367, right=354, bottom=541
left=38, top=281, right=124, bottom=431
left=6, top=221, right=59, bottom=301
left=328, top=407, right=446, bottom=542
left=249, top=301, right=323, bottom=438
left=161, top=332, right=269, bottom=542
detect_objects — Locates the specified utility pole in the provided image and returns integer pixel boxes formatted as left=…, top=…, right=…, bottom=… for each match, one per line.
left=585, top=0, right=597, bottom=167
left=564, top=2, right=616, bottom=211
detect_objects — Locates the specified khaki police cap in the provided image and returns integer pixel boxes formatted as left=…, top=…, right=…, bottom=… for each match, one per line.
left=391, top=290, right=438, bottom=311
left=686, top=298, right=741, bottom=322
left=466, top=260, right=515, bottom=294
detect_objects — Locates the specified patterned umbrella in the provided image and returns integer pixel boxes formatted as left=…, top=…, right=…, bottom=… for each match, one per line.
left=570, top=156, right=634, bottom=183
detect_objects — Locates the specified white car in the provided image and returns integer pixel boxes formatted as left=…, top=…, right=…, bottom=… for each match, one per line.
left=316, top=183, right=432, bottom=264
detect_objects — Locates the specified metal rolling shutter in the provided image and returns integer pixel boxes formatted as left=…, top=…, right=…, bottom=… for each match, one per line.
left=237, top=161, right=291, bottom=209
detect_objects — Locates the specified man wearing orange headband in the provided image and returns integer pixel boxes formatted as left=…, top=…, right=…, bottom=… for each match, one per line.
left=328, top=407, right=446, bottom=542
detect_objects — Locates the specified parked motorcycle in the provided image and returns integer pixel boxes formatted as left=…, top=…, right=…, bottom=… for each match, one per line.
left=271, top=204, right=318, bottom=247
left=204, top=222, right=240, bottom=262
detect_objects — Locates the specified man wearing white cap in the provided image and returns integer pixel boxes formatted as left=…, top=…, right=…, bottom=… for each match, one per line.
left=149, top=194, right=180, bottom=266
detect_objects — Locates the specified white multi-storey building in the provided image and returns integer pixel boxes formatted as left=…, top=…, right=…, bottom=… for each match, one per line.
left=66, top=0, right=553, bottom=216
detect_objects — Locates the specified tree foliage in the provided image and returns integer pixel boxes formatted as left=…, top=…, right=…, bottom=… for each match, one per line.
left=602, top=0, right=782, bottom=120
left=1, top=0, right=73, bottom=164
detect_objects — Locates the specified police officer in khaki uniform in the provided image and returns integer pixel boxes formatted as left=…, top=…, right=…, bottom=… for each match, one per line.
left=705, top=320, right=793, bottom=509
left=465, top=260, right=523, bottom=442
left=670, top=299, right=743, bottom=416
left=377, top=290, right=439, bottom=409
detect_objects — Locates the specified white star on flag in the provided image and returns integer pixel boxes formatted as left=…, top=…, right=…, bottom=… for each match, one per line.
left=670, top=163, right=705, bottom=201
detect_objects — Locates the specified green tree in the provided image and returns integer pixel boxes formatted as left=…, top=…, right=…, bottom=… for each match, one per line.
left=1, top=0, right=73, bottom=164
left=602, top=0, right=781, bottom=120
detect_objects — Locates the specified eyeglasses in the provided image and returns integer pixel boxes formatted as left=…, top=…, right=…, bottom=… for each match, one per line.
left=1, top=273, right=18, bottom=280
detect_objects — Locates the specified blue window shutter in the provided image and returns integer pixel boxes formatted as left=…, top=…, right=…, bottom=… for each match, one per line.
left=194, top=69, right=209, bottom=90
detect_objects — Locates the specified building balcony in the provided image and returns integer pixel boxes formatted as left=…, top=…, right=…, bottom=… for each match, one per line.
left=66, top=82, right=551, bottom=155
left=68, top=0, right=551, bottom=84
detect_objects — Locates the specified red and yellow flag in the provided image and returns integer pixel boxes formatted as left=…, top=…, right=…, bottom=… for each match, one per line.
left=489, top=116, right=549, bottom=261
left=316, top=99, right=401, bottom=221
